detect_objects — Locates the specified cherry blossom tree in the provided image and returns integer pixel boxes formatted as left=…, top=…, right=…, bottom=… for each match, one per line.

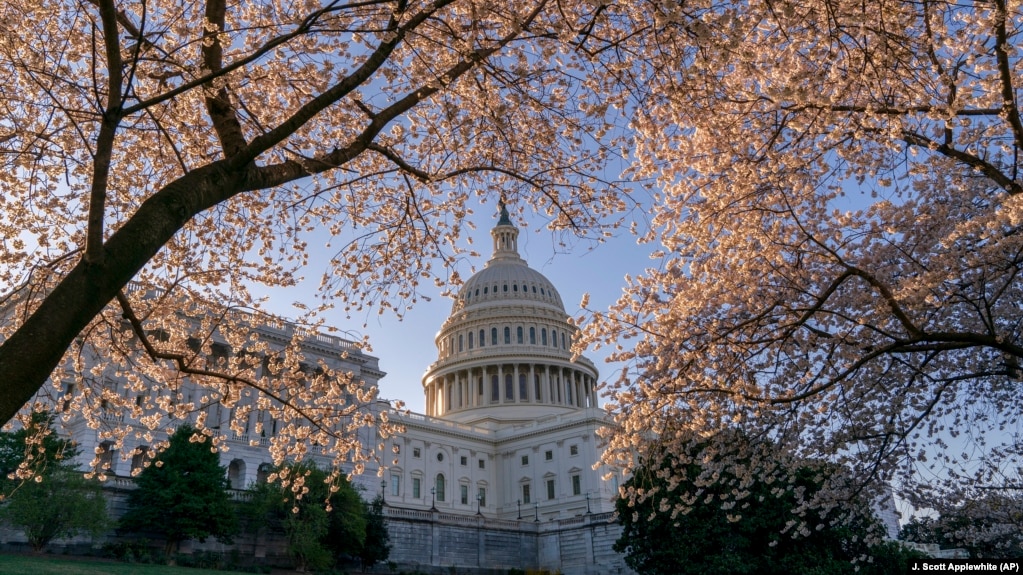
left=0, top=0, right=634, bottom=473
left=582, top=0, right=1023, bottom=512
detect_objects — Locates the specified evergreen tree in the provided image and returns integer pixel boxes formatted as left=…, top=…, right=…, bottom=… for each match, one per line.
left=615, top=431, right=920, bottom=575
left=0, top=412, right=108, bottom=552
left=359, top=496, right=391, bottom=570
left=119, top=424, right=237, bottom=558
left=245, top=461, right=367, bottom=571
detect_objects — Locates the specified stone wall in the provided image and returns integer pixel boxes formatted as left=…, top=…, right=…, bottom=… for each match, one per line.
left=383, top=506, right=635, bottom=575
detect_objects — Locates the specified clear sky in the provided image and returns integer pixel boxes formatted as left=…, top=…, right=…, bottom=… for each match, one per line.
left=268, top=202, right=654, bottom=415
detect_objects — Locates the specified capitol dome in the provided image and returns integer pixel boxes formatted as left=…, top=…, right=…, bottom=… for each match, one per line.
left=422, top=203, right=598, bottom=424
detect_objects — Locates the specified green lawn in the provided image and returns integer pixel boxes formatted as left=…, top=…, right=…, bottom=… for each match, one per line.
left=0, top=554, right=256, bottom=575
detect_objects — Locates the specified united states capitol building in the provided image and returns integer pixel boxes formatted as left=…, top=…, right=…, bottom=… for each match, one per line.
left=33, top=205, right=631, bottom=574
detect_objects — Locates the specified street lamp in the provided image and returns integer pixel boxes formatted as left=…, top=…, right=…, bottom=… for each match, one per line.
left=534, top=502, right=539, bottom=522
left=476, top=493, right=483, bottom=515
left=585, top=493, right=591, bottom=514
left=517, top=499, right=522, bottom=520
left=430, top=486, right=437, bottom=511
left=381, top=479, right=386, bottom=503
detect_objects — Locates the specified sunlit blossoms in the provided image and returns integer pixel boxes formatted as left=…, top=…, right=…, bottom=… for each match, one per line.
left=0, top=0, right=633, bottom=478
left=580, top=0, right=1023, bottom=518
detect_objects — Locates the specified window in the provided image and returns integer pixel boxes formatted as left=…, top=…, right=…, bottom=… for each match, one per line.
left=491, top=327, right=498, bottom=345
left=460, top=484, right=469, bottom=505
left=478, top=458, right=486, bottom=469
left=572, top=474, right=581, bottom=496
left=413, top=477, right=422, bottom=498
left=504, top=326, right=511, bottom=344
left=546, top=479, right=555, bottom=500
left=460, top=455, right=468, bottom=466
left=469, top=331, right=474, bottom=349
left=517, top=326, right=523, bottom=344
left=390, top=473, right=401, bottom=496
left=505, top=373, right=514, bottom=399
left=437, top=452, right=444, bottom=462
left=519, top=374, right=527, bottom=400
left=458, top=334, right=464, bottom=352
left=491, top=375, right=499, bottom=401
left=552, top=329, right=558, bottom=347
left=522, top=483, right=531, bottom=504
left=570, top=444, right=579, bottom=456
left=545, top=450, right=553, bottom=461
left=529, top=327, right=536, bottom=344
left=436, top=474, right=446, bottom=502
left=478, top=487, right=487, bottom=507
left=542, top=328, right=548, bottom=346
left=413, top=447, right=421, bottom=458
left=479, top=329, right=485, bottom=347
left=521, top=454, right=529, bottom=466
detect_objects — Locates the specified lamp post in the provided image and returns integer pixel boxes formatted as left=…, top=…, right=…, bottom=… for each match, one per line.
left=430, top=486, right=437, bottom=511
left=517, top=499, right=522, bottom=520
left=585, top=493, right=591, bottom=514
left=534, top=502, right=539, bottom=522
left=476, top=493, right=483, bottom=515
left=381, top=479, right=386, bottom=503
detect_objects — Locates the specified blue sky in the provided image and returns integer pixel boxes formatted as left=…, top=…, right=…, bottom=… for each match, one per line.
left=266, top=203, right=654, bottom=414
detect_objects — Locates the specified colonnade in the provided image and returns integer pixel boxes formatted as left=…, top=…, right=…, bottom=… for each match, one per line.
left=425, top=363, right=597, bottom=417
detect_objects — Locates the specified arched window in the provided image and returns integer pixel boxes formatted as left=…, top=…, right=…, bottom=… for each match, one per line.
left=458, top=334, right=464, bottom=352
left=505, top=373, right=513, bottom=399
left=468, top=332, right=474, bottom=349
left=479, top=329, right=485, bottom=347
left=551, top=329, right=558, bottom=348
left=491, top=375, right=499, bottom=401
left=491, top=327, right=498, bottom=346
left=541, top=328, right=548, bottom=346
left=517, top=326, right=523, bottom=344
left=504, top=326, right=511, bottom=344
left=535, top=374, right=542, bottom=402
left=436, top=474, right=446, bottom=502
left=519, top=373, right=528, bottom=400
left=529, top=327, right=536, bottom=344
left=562, top=332, right=567, bottom=349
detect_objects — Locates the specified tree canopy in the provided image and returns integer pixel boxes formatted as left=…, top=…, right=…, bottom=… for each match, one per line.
left=615, top=431, right=921, bottom=575
left=580, top=0, right=1023, bottom=512
left=2, top=0, right=1021, bottom=521
left=0, top=0, right=635, bottom=471
left=119, top=424, right=237, bottom=557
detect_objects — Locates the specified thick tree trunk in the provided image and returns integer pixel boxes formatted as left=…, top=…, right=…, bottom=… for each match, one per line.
left=0, top=161, right=247, bottom=424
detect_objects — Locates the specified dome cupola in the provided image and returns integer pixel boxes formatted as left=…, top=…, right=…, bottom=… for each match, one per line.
left=422, top=202, right=598, bottom=424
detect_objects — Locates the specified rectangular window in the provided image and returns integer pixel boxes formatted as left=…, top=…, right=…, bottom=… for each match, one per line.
left=391, top=473, right=401, bottom=496
left=413, top=447, right=421, bottom=458
left=522, top=484, right=531, bottom=504
left=546, top=479, right=555, bottom=500
left=521, top=455, right=529, bottom=466
left=478, top=458, right=485, bottom=469
left=572, top=474, right=581, bottom=496
left=460, top=484, right=469, bottom=505
left=460, top=455, right=468, bottom=466
left=413, top=477, right=421, bottom=499
left=478, top=487, right=487, bottom=507
left=570, top=445, right=579, bottom=456
left=545, top=450, right=553, bottom=461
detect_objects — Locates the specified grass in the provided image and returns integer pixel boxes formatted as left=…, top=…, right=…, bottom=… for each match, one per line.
left=0, top=554, right=249, bottom=575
